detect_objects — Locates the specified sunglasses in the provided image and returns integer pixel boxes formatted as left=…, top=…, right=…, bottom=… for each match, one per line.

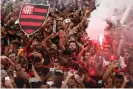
left=8, top=53, right=16, bottom=58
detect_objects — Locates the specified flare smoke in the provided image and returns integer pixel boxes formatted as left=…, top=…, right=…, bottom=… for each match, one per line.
left=86, top=0, right=133, bottom=40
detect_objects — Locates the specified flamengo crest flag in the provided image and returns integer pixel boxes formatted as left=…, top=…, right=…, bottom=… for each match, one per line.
left=19, top=4, right=49, bottom=35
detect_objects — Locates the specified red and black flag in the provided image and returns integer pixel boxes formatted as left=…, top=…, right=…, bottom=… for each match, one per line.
left=19, top=4, right=49, bottom=35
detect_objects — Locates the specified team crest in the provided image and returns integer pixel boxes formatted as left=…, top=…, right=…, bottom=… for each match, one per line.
left=19, top=4, right=49, bottom=35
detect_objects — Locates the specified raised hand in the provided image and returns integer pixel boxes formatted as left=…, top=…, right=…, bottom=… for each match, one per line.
left=1, top=56, right=15, bottom=66
left=50, top=33, right=57, bottom=38
left=85, top=8, right=91, bottom=14
left=123, top=75, right=129, bottom=83
left=32, top=40, right=38, bottom=46
left=108, top=60, right=119, bottom=69
left=68, top=70, right=74, bottom=77
left=58, top=30, right=64, bottom=38
left=14, top=63, right=21, bottom=71
left=74, top=74, right=83, bottom=84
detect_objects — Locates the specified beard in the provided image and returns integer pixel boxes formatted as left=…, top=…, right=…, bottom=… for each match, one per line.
left=69, top=48, right=76, bottom=53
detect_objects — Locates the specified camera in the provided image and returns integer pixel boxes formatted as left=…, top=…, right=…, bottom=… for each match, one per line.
left=64, top=19, right=71, bottom=23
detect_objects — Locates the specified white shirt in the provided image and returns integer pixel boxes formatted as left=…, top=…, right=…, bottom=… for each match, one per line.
left=102, top=56, right=127, bottom=68
left=118, top=56, right=127, bottom=68
left=103, top=57, right=110, bottom=66
left=29, top=77, right=40, bottom=83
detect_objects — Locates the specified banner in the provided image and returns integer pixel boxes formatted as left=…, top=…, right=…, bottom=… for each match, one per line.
left=19, top=4, right=49, bottom=35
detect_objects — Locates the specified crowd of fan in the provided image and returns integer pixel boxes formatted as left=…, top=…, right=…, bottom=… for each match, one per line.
left=1, top=0, right=133, bottom=88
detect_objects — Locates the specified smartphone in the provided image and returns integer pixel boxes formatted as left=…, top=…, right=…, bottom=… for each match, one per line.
left=64, top=19, right=71, bottom=23
left=48, top=68, right=55, bottom=76
left=98, top=80, right=103, bottom=84
left=28, top=63, right=32, bottom=70
left=47, top=81, right=54, bottom=86
left=5, top=77, right=11, bottom=84
left=5, top=77, right=10, bottom=81
left=50, top=68, right=54, bottom=72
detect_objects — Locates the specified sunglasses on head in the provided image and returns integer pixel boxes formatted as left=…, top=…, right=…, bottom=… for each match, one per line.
left=8, top=53, right=16, bottom=58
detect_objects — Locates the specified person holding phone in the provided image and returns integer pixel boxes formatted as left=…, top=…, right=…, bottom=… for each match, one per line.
left=61, top=70, right=85, bottom=88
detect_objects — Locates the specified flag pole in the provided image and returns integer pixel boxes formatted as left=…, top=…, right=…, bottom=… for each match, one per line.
left=120, top=3, right=133, bottom=25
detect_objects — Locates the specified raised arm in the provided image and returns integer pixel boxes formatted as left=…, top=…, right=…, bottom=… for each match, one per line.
left=42, top=33, right=56, bottom=52
left=61, top=70, right=74, bottom=88
left=74, top=73, right=85, bottom=88
left=32, top=65, right=41, bottom=81
left=4, top=12, right=12, bottom=23
left=77, top=47, right=85, bottom=60
left=76, top=41, right=84, bottom=49
left=121, top=75, right=129, bottom=88
left=77, top=45, right=89, bottom=66
left=77, top=43, right=89, bottom=60
left=59, top=30, right=66, bottom=51
left=4, top=56, right=30, bottom=82
left=102, top=61, right=118, bottom=81
left=117, top=38, right=124, bottom=55
left=95, top=55, right=105, bottom=76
